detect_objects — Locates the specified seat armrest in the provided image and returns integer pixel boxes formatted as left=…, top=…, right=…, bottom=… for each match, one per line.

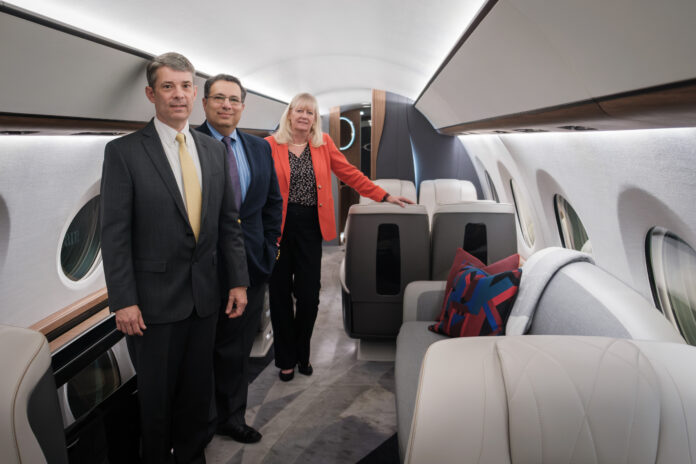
left=403, top=281, right=446, bottom=322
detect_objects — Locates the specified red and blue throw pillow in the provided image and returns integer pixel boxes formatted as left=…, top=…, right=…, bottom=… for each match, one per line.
left=437, top=248, right=520, bottom=322
left=429, top=265, right=522, bottom=337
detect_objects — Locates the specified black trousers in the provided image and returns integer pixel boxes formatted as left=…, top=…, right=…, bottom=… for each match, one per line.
left=212, top=282, right=266, bottom=427
left=269, top=203, right=323, bottom=370
left=127, top=311, right=216, bottom=464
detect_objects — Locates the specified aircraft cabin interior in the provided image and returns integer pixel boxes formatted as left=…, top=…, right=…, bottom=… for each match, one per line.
left=1, top=0, right=695, bottom=463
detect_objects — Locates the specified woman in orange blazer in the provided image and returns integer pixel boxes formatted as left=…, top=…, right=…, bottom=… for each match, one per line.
left=266, top=93, right=412, bottom=381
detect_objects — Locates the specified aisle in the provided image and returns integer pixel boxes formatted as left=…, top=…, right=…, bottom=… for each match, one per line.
left=206, top=245, right=397, bottom=464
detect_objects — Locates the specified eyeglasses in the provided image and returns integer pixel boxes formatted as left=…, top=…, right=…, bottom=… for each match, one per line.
left=207, top=95, right=243, bottom=106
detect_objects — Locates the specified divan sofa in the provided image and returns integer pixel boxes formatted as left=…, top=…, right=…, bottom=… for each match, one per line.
left=395, top=247, right=685, bottom=461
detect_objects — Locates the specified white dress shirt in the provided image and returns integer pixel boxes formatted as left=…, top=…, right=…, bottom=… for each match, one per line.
left=153, top=117, right=203, bottom=211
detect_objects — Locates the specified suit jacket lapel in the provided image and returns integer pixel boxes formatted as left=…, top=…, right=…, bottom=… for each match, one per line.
left=276, top=142, right=291, bottom=192
left=140, top=120, right=189, bottom=224
left=191, top=130, right=212, bottom=227
left=238, top=132, right=255, bottom=210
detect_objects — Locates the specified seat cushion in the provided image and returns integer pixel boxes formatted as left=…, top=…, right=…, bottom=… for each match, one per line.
left=407, top=336, right=696, bottom=464
left=395, top=321, right=447, bottom=460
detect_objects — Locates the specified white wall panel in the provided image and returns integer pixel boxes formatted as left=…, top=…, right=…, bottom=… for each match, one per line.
left=0, top=136, right=110, bottom=327
left=461, top=127, right=696, bottom=301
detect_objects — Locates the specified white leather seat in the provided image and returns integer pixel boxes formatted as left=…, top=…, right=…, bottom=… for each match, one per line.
left=0, top=325, right=68, bottom=464
left=406, top=335, right=696, bottom=464
left=418, top=179, right=478, bottom=226
left=359, top=179, right=417, bottom=204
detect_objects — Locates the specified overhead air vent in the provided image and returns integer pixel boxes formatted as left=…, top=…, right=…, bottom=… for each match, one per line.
left=0, top=130, right=39, bottom=135
left=72, top=131, right=125, bottom=136
left=558, top=125, right=598, bottom=131
left=513, top=128, right=547, bottom=133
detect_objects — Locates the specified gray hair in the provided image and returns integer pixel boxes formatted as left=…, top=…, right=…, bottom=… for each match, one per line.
left=204, top=74, right=247, bottom=102
left=146, top=52, right=195, bottom=87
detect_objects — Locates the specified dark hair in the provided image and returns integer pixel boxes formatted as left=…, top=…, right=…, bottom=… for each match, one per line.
left=204, top=74, right=247, bottom=102
left=146, top=52, right=195, bottom=87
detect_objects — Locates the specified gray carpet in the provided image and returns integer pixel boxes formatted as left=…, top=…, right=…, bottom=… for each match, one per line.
left=205, top=245, right=398, bottom=464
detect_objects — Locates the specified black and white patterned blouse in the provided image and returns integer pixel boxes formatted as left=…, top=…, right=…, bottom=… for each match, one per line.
left=288, top=145, right=318, bottom=206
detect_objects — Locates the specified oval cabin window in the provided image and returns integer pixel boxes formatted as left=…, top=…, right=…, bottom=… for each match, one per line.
left=647, top=227, right=696, bottom=345
left=61, top=196, right=101, bottom=281
left=509, top=179, right=535, bottom=247
left=554, top=194, right=591, bottom=254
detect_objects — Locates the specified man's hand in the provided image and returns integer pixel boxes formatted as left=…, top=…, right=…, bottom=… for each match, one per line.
left=225, top=286, right=248, bottom=318
left=114, top=305, right=147, bottom=336
left=385, top=195, right=415, bottom=207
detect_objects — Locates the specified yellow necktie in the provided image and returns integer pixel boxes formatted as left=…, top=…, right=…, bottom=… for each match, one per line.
left=175, top=133, right=202, bottom=241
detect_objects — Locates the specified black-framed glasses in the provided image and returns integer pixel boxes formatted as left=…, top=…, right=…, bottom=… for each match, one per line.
left=207, top=95, right=243, bottom=106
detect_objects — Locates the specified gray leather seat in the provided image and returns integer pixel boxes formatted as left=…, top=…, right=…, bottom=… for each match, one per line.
left=342, top=203, right=430, bottom=338
left=407, top=335, right=696, bottom=464
left=0, top=325, right=68, bottom=464
left=430, top=201, right=517, bottom=280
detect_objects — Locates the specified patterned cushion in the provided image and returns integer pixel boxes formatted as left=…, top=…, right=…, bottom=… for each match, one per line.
left=438, top=249, right=520, bottom=322
left=429, top=265, right=522, bottom=337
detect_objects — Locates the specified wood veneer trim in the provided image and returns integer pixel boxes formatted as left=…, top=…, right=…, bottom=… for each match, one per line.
left=329, top=106, right=341, bottom=147
left=30, top=288, right=108, bottom=336
left=371, top=90, right=386, bottom=180
left=48, top=308, right=112, bottom=353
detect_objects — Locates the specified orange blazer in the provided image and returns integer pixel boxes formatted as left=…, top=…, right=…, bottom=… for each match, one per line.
left=266, top=133, right=387, bottom=241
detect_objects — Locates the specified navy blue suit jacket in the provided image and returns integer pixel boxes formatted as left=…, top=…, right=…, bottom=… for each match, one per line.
left=196, top=122, right=283, bottom=287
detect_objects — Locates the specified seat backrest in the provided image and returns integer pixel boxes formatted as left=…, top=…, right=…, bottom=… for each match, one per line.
left=407, top=335, right=696, bottom=464
left=0, top=325, right=68, bottom=464
left=418, top=179, right=478, bottom=224
left=430, top=202, right=517, bottom=280
left=530, top=260, right=684, bottom=343
left=344, top=204, right=430, bottom=337
left=359, top=179, right=417, bottom=204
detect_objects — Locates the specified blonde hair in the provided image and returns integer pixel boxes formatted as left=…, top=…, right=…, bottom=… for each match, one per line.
left=274, top=93, right=324, bottom=147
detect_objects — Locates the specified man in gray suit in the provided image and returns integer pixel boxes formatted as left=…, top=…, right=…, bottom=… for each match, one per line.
left=100, top=52, right=249, bottom=464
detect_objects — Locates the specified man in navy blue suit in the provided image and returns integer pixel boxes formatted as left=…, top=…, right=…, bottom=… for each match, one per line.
left=197, top=74, right=282, bottom=443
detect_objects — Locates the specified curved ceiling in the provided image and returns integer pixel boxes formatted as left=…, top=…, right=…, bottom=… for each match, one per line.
left=9, top=0, right=487, bottom=112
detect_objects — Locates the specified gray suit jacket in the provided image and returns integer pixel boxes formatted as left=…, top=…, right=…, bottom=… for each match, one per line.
left=100, top=119, right=249, bottom=324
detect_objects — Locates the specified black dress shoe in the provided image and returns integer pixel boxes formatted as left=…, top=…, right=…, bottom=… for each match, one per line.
left=298, top=363, right=313, bottom=376
left=216, top=423, right=262, bottom=444
left=279, top=369, right=294, bottom=381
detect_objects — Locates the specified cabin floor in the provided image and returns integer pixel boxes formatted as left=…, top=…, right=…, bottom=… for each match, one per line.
left=205, top=246, right=398, bottom=464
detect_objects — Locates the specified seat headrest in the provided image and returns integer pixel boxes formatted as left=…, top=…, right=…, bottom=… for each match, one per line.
left=418, top=179, right=478, bottom=207
left=358, top=179, right=417, bottom=204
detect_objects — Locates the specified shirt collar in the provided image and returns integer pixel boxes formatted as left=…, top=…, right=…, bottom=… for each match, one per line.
left=154, top=117, right=191, bottom=145
left=206, top=122, right=238, bottom=143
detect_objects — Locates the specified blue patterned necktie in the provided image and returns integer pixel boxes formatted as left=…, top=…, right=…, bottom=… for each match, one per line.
left=222, top=136, right=242, bottom=211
